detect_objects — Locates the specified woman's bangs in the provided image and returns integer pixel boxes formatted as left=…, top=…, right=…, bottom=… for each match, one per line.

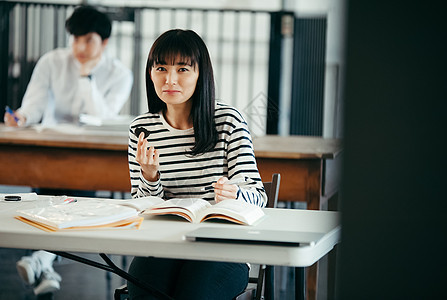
left=152, top=39, right=198, bottom=67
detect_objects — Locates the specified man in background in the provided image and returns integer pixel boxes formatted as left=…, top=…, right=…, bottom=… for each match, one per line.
left=4, top=5, right=133, bottom=127
left=5, top=6, right=133, bottom=296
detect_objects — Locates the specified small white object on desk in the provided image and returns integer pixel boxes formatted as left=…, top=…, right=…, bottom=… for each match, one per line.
left=0, top=192, right=38, bottom=202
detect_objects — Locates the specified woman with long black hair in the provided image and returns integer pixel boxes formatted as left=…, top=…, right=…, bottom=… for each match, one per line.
left=127, top=29, right=267, bottom=299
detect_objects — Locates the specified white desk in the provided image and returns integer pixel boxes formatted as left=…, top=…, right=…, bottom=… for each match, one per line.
left=0, top=197, right=341, bottom=299
left=1, top=126, right=342, bottom=299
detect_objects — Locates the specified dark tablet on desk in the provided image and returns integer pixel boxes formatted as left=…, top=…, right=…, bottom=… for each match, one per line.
left=184, top=227, right=325, bottom=247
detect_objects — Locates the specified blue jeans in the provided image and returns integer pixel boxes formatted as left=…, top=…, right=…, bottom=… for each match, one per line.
left=127, top=256, right=249, bottom=300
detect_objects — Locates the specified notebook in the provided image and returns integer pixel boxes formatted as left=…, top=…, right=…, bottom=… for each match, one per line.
left=184, top=227, right=325, bottom=246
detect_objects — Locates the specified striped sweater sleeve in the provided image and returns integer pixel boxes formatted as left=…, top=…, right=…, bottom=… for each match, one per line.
left=128, top=114, right=164, bottom=198
left=216, top=104, right=268, bottom=207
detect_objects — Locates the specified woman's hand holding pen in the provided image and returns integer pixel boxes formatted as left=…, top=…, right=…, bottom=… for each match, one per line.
left=213, top=177, right=239, bottom=203
left=135, top=132, right=160, bottom=181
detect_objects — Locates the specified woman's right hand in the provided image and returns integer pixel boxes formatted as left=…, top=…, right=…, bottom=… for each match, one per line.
left=135, top=132, right=160, bottom=181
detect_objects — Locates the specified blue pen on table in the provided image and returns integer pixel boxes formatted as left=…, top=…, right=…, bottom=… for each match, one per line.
left=5, top=106, right=20, bottom=123
left=202, top=177, right=249, bottom=191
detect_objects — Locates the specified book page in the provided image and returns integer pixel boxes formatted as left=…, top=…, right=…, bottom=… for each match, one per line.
left=199, top=200, right=265, bottom=225
left=105, top=196, right=164, bottom=211
left=15, top=215, right=143, bottom=232
left=145, top=198, right=211, bottom=222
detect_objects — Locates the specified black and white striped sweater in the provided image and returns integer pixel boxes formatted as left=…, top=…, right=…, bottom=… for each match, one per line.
left=128, top=102, right=267, bottom=207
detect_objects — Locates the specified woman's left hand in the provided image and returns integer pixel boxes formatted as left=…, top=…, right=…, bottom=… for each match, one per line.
left=213, top=177, right=239, bottom=203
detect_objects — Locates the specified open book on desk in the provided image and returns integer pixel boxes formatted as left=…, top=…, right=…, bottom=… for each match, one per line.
left=15, top=196, right=264, bottom=231
left=143, top=198, right=265, bottom=225
left=15, top=201, right=144, bottom=232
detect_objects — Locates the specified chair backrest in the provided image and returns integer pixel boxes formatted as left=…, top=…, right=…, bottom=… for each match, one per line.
left=263, top=173, right=281, bottom=209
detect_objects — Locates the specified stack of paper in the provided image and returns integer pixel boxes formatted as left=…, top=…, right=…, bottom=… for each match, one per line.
left=16, top=201, right=143, bottom=232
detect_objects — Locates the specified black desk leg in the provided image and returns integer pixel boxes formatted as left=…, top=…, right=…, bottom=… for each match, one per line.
left=295, top=267, right=306, bottom=300
left=264, top=265, right=274, bottom=300
left=49, top=251, right=173, bottom=300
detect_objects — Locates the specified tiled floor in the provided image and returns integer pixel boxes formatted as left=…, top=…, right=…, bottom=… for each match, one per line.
left=1, top=248, right=305, bottom=299
left=0, top=248, right=127, bottom=300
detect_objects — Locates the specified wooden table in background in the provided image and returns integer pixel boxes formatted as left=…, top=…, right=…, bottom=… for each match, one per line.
left=253, top=135, right=342, bottom=210
left=0, top=129, right=342, bottom=204
left=0, top=127, right=342, bottom=300
left=0, top=126, right=131, bottom=192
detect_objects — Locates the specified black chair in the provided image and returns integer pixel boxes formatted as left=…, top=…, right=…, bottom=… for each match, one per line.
left=114, top=173, right=281, bottom=300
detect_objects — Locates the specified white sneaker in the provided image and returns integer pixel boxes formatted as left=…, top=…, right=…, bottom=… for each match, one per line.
left=33, top=270, right=62, bottom=295
left=16, top=256, right=43, bottom=285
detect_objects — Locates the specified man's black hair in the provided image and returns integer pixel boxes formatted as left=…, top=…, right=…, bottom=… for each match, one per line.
left=65, top=6, right=112, bottom=40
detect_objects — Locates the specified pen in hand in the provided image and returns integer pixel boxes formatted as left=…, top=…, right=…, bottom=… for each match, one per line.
left=5, top=106, right=19, bottom=122
left=202, top=177, right=249, bottom=191
left=5, top=106, right=20, bottom=124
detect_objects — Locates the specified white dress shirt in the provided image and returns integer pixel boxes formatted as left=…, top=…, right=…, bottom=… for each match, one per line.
left=18, top=48, right=133, bottom=125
